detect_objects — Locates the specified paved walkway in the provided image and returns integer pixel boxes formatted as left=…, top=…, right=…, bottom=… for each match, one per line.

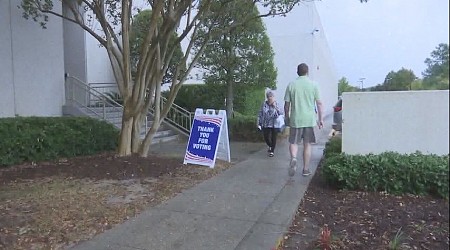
left=72, top=118, right=332, bottom=250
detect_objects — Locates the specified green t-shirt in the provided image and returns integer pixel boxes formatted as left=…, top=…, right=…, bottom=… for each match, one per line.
left=284, top=76, right=320, bottom=128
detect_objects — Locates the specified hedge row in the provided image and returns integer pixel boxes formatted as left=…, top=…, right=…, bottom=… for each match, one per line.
left=167, top=84, right=266, bottom=116
left=228, top=114, right=264, bottom=142
left=0, top=117, right=119, bottom=166
left=321, top=137, right=449, bottom=199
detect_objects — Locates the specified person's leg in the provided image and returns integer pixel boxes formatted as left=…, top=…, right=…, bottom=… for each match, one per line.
left=288, top=128, right=299, bottom=176
left=288, top=128, right=298, bottom=158
left=262, top=128, right=272, bottom=152
left=289, top=143, right=298, bottom=158
left=302, top=127, right=316, bottom=176
left=302, top=141, right=312, bottom=174
left=270, top=128, right=278, bottom=152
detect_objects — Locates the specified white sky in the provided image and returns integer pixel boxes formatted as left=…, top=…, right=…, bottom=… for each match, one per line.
left=315, top=0, right=449, bottom=87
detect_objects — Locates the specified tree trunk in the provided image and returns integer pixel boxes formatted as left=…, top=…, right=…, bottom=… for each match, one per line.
left=117, top=116, right=133, bottom=156
left=131, top=113, right=144, bottom=153
left=138, top=122, right=158, bottom=157
left=226, top=80, right=234, bottom=119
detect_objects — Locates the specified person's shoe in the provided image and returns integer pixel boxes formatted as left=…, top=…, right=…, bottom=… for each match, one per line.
left=269, top=152, right=274, bottom=157
left=302, top=169, right=312, bottom=176
left=288, top=158, right=297, bottom=176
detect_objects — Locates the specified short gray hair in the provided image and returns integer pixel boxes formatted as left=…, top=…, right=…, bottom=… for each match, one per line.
left=266, top=90, right=274, bottom=98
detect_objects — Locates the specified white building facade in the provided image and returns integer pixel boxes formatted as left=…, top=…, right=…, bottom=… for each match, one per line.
left=0, top=0, right=114, bottom=118
left=264, top=2, right=338, bottom=116
left=1, top=0, right=337, bottom=118
left=1, top=0, right=66, bottom=117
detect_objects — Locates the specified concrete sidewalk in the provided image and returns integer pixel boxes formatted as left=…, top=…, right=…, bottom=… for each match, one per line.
left=71, top=122, right=331, bottom=250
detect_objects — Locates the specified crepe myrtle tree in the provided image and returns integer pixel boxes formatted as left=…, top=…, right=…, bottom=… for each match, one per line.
left=19, top=0, right=367, bottom=157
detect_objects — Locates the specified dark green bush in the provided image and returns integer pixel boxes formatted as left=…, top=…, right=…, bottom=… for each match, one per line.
left=323, top=136, right=342, bottom=157
left=227, top=114, right=264, bottom=142
left=321, top=149, right=449, bottom=199
left=0, top=117, right=119, bottom=167
left=167, top=84, right=225, bottom=112
left=168, top=84, right=265, bottom=116
left=233, top=87, right=265, bottom=116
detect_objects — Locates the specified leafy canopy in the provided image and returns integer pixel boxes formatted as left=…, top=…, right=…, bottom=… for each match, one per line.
left=422, top=43, right=449, bottom=89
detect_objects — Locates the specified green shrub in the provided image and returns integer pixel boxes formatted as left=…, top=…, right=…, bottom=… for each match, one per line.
left=323, top=136, right=341, bottom=157
left=167, top=84, right=225, bottom=112
left=233, top=87, right=265, bottom=116
left=321, top=150, right=449, bottom=199
left=168, top=84, right=265, bottom=116
left=227, top=115, right=264, bottom=142
left=0, top=117, right=119, bottom=167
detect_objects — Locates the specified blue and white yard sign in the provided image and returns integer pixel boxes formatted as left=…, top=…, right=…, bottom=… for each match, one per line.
left=184, top=109, right=230, bottom=168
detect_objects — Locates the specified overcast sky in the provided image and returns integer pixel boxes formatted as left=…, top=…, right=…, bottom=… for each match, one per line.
left=314, top=0, right=449, bottom=88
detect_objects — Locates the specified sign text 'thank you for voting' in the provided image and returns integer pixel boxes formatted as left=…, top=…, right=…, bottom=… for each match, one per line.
left=184, top=109, right=230, bottom=168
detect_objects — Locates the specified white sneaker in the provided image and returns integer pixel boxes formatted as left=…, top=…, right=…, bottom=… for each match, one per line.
left=288, top=158, right=297, bottom=176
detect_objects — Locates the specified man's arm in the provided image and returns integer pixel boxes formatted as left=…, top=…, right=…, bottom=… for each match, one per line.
left=316, top=99, right=323, bottom=129
left=284, top=101, right=290, bottom=126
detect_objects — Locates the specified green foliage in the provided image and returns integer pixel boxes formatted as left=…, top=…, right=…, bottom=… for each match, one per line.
left=170, top=84, right=265, bottom=116
left=422, top=43, right=449, bottom=90
left=368, top=43, right=449, bottom=91
left=168, top=84, right=225, bottom=112
left=0, top=117, right=119, bottom=167
left=377, top=68, right=417, bottom=91
left=227, top=115, right=264, bottom=142
left=338, top=77, right=359, bottom=96
left=389, top=227, right=405, bottom=250
left=321, top=151, right=449, bottom=199
left=130, top=9, right=184, bottom=85
left=410, top=79, right=424, bottom=90
left=323, top=136, right=342, bottom=158
left=234, top=87, right=266, bottom=116
left=195, top=0, right=277, bottom=117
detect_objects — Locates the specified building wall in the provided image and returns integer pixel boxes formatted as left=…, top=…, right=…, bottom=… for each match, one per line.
left=63, top=6, right=116, bottom=85
left=85, top=34, right=116, bottom=84
left=310, top=4, right=339, bottom=115
left=263, top=2, right=338, bottom=116
left=63, top=5, right=87, bottom=83
left=342, top=90, right=449, bottom=156
left=0, top=0, right=65, bottom=118
left=0, top=0, right=15, bottom=117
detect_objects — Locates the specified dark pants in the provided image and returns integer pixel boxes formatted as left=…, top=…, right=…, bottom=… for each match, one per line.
left=262, top=127, right=278, bottom=152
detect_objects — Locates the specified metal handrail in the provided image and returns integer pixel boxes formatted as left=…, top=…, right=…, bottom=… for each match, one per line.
left=65, top=76, right=193, bottom=135
left=154, top=96, right=193, bottom=135
left=65, top=76, right=123, bottom=123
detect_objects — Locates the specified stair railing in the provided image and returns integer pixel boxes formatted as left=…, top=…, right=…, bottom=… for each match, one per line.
left=65, top=76, right=123, bottom=125
left=65, top=76, right=193, bottom=136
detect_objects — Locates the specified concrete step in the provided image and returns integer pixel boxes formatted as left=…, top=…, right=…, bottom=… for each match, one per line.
left=150, top=134, right=179, bottom=144
left=64, top=104, right=181, bottom=145
left=154, top=129, right=174, bottom=138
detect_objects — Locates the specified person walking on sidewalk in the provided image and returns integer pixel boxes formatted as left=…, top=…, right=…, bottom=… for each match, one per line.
left=284, top=63, right=323, bottom=176
left=257, top=90, right=284, bottom=157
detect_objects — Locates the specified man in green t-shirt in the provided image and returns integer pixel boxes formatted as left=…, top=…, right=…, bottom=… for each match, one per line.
left=284, top=63, right=323, bottom=177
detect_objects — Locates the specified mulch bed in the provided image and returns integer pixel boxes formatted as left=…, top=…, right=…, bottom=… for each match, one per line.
left=0, top=152, right=183, bottom=183
left=1, top=152, right=448, bottom=250
left=0, top=152, right=231, bottom=249
left=279, top=164, right=449, bottom=250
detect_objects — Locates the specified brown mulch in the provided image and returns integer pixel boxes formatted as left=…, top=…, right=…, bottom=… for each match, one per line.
left=0, top=152, right=232, bottom=250
left=279, top=163, right=449, bottom=250
left=1, top=151, right=449, bottom=250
